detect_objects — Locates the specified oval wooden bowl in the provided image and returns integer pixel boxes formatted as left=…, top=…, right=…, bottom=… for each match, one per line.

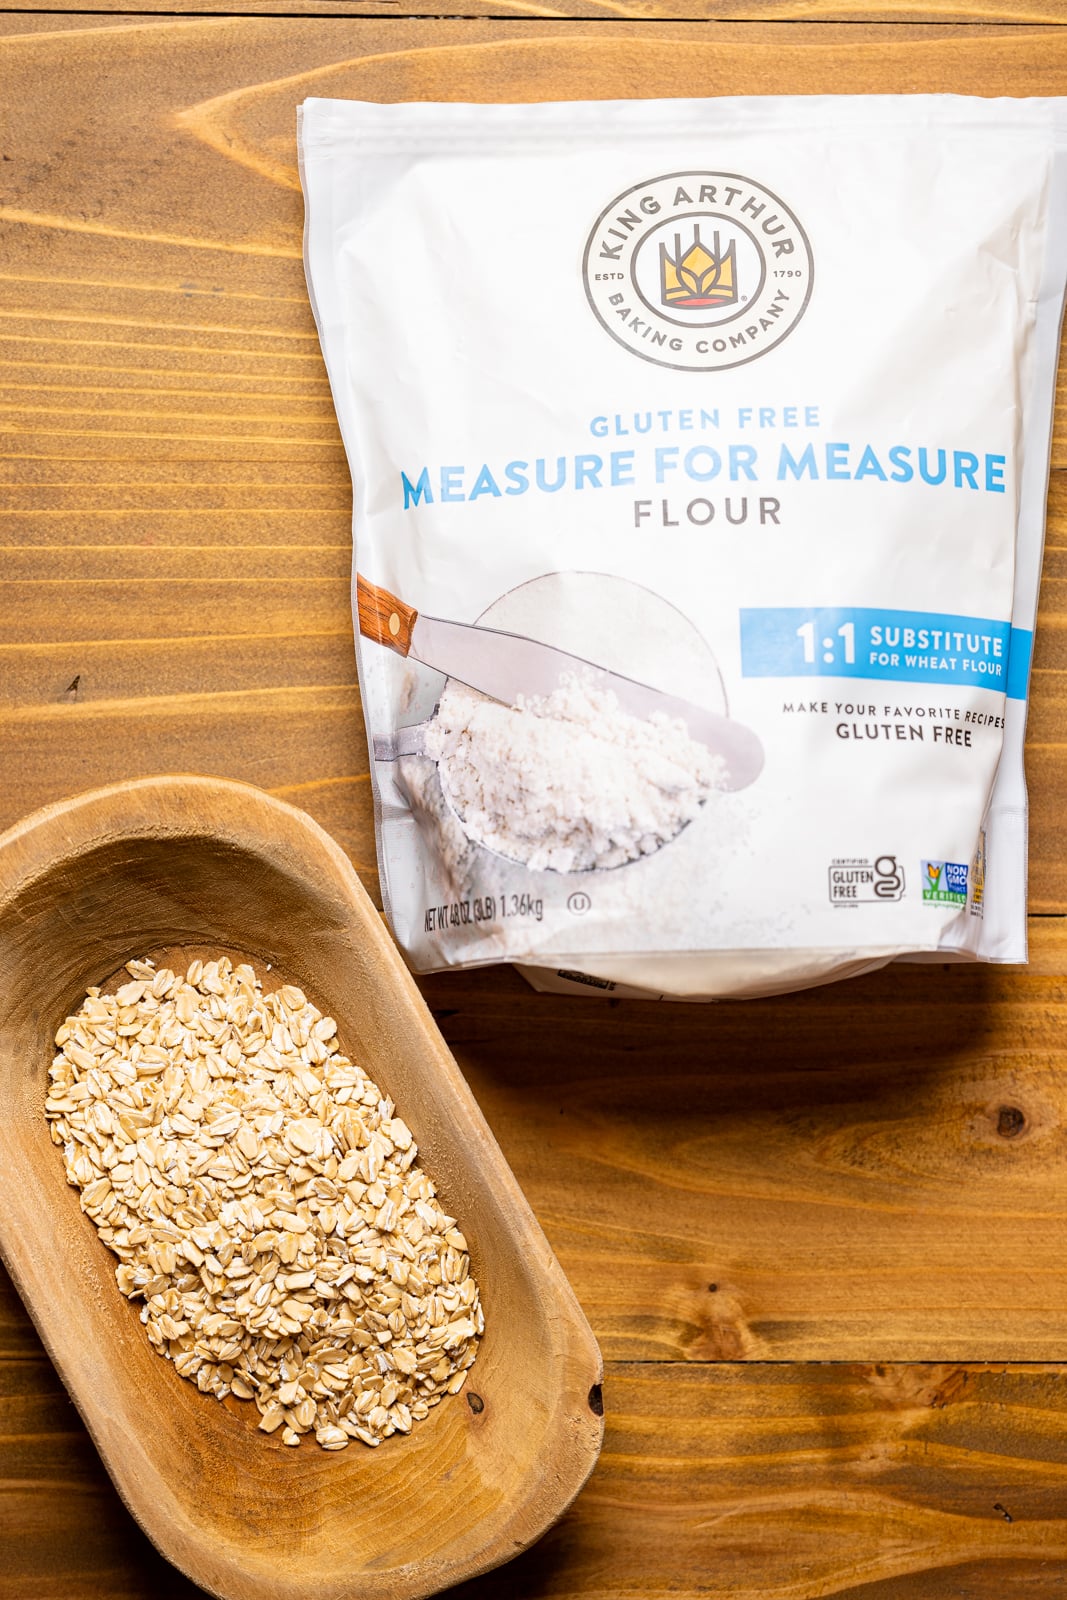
left=0, top=776, right=603, bottom=1600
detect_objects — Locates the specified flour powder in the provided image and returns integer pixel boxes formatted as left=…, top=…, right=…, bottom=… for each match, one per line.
left=299, top=95, right=1067, bottom=999
left=426, top=675, right=724, bottom=873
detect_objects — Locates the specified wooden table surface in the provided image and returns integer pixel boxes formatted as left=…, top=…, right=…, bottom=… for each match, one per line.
left=5, top=4, right=1067, bottom=1597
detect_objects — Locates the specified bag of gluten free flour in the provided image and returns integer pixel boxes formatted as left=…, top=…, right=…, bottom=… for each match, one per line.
left=298, top=95, right=1067, bottom=1000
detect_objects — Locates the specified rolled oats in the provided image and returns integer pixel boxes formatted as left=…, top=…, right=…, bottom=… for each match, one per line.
left=45, top=956, right=483, bottom=1450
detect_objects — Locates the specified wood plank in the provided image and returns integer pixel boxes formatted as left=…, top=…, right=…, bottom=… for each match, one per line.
left=467, top=1363, right=1067, bottom=1597
left=2, top=2, right=1066, bottom=20
left=0, top=629, right=355, bottom=702
left=0, top=460, right=344, bottom=505
left=417, top=920, right=1067, bottom=1364
left=4, top=1352, right=1067, bottom=1597
left=0, top=1357, right=201, bottom=1600
left=0, top=687, right=379, bottom=876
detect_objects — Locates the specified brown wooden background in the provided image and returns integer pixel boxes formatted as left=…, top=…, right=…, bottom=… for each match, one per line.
left=6, top=6, right=1067, bottom=1598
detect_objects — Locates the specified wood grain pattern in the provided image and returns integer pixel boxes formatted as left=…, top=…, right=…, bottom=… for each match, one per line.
left=5, top=1337, right=1067, bottom=1598
left=6, top=8, right=1067, bottom=1598
left=3, top=2, right=1067, bottom=20
left=356, top=573, right=420, bottom=655
left=423, top=928, right=1067, bottom=1362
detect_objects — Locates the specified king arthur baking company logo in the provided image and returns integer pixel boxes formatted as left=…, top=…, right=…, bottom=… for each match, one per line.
left=583, top=171, right=814, bottom=372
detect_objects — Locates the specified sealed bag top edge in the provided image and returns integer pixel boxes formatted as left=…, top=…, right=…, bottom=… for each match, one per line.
left=298, top=93, right=1067, bottom=147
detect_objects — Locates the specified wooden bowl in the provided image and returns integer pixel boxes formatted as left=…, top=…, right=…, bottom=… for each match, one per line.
left=0, top=776, right=603, bottom=1600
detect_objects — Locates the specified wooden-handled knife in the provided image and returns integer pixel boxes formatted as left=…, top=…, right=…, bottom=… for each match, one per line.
left=356, top=573, right=764, bottom=790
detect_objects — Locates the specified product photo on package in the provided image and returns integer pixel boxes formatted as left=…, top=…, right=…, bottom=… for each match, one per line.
left=298, top=94, right=1067, bottom=1000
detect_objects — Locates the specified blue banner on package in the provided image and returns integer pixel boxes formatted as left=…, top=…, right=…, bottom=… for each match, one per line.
left=738, top=606, right=1032, bottom=699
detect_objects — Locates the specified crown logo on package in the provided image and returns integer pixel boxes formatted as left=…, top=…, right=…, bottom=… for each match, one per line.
left=659, top=227, right=737, bottom=309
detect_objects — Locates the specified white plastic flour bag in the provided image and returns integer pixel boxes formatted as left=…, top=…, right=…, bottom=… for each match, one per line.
left=298, top=95, right=1067, bottom=1000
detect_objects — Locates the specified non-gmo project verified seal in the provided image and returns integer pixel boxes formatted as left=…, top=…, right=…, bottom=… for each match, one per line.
left=922, top=860, right=968, bottom=905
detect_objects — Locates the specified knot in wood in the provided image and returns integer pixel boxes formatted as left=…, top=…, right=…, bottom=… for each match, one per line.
left=997, top=1106, right=1026, bottom=1139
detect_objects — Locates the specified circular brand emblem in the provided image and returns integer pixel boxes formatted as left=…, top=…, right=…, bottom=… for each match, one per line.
left=582, top=171, right=814, bottom=372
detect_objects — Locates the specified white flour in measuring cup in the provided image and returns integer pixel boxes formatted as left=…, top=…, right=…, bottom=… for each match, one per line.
left=299, top=95, right=1067, bottom=999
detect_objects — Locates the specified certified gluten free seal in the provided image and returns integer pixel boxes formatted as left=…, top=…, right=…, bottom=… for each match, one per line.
left=583, top=170, right=814, bottom=373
